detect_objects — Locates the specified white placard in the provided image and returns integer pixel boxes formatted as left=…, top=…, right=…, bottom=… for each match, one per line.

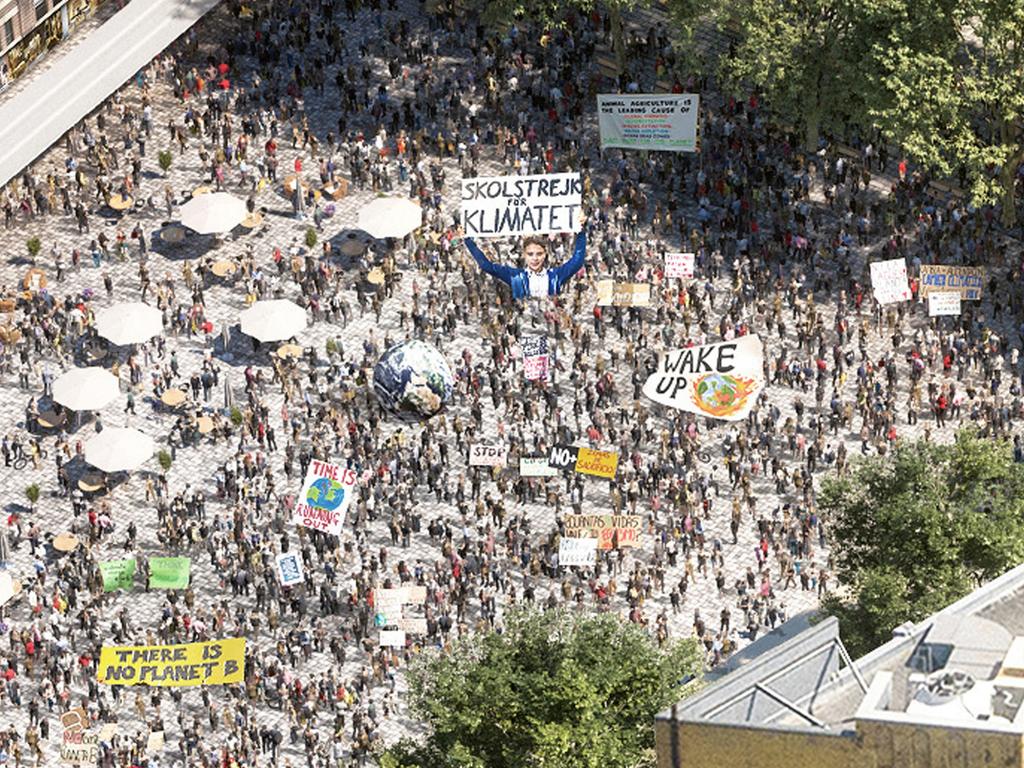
left=461, top=172, right=582, bottom=237
left=394, top=616, right=428, bottom=634
left=643, top=335, right=765, bottom=422
left=870, top=258, right=911, bottom=304
left=928, top=291, right=961, bottom=317
left=292, top=459, right=356, bottom=535
left=469, top=443, right=509, bottom=467
left=275, top=552, right=304, bottom=587
left=597, top=94, right=699, bottom=152
left=559, top=537, right=598, bottom=566
left=665, top=252, right=695, bottom=279
left=379, top=629, right=406, bottom=647
left=523, top=335, right=550, bottom=381
left=0, top=572, right=12, bottom=607
left=519, top=457, right=558, bottom=477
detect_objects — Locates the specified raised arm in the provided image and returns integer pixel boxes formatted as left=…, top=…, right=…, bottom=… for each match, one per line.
left=552, top=229, right=587, bottom=284
left=464, top=237, right=518, bottom=284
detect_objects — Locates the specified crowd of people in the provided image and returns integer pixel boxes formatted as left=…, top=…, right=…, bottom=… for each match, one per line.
left=0, top=0, right=1019, bottom=765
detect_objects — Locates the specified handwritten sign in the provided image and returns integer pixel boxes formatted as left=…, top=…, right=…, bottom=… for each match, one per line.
left=598, top=94, right=699, bottom=152
left=469, top=443, right=508, bottom=467
left=379, top=629, right=406, bottom=648
left=643, top=335, right=765, bottom=421
left=597, top=280, right=650, bottom=307
left=870, top=258, right=911, bottom=304
left=523, top=335, right=550, bottom=381
left=564, top=514, right=642, bottom=550
left=665, top=252, right=695, bottom=279
left=575, top=447, right=619, bottom=479
left=97, top=639, right=245, bottom=687
left=461, top=173, right=581, bottom=237
left=519, top=456, right=558, bottom=477
left=920, top=265, right=984, bottom=300
left=559, top=537, right=598, bottom=566
left=276, top=552, right=304, bottom=587
left=928, top=291, right=962, bottom=316
left=293, top=459, right=355, bottom=535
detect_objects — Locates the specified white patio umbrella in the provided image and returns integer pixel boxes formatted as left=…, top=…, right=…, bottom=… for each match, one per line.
left=239, top=299, right=307, bottom=343
left=84, top=427, right=154, bottom=473
left=94, top=302, right=163, bottom=346
left=52, top=367, right=119, bottom=411
left=180, top=192, right=247, bottom=235
left=357, top=197, right=422, bottom=239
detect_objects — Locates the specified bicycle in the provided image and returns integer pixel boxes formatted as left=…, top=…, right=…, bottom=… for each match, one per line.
left=13, top=447, right=48, bottom=471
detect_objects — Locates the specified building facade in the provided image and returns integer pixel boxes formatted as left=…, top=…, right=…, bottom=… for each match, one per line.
left=0, top=0, right=110, bottom=89
left=656, top=564, right=1024, bottom=768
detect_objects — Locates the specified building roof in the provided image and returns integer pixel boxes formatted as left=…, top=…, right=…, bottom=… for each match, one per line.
left=658, top=562, right=1024, bottom=735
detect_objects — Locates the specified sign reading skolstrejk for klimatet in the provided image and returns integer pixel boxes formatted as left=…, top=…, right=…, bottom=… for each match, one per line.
left=461, top=173, right=582, bottom=237
left=597, top=94, right=699, bottom=152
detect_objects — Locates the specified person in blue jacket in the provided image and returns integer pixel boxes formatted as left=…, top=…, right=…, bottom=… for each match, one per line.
left=462, top=216, right=587, bottom=300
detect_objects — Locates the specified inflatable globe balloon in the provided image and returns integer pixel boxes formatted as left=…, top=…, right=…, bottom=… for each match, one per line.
left=372, top=339, right=454, bottom=419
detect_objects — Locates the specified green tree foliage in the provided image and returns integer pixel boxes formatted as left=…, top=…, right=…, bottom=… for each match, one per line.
left=821, top=430, right=1024, bottom=656
left=382, top=608, right=702, bottom=768
left=870, top=0, right=1024, bottom=225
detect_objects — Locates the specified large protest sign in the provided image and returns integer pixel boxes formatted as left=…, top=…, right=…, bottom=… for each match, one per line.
left=523, top=335, right=550, bottom=381
left=375, top=585, right=427, bottom=624
left=60, top=708, right=97, bottom=766
left=461, top=172, right=582, bottom=238
left=559, top=537, right=598, bottom=566
left=564, top=514, right=642, bottom=550
left=275, top=552, right=304, bottom=587
left=665, top=252, right=695, bottom=279
left=870, top=258, right=912, bottom=304
left=928, top=291, right=962, bottom=317
left=575, top=447, right=619, bottom=479
left=919, top=265, right=984, bottom=301
left=597, top=94, right=699, bottom=152
left=293, top=459, right=356, bottom=535
left=100, top=558, right=136, bottom=592
left=519, top=456, right=558, bottom=477
left=643, top=335, right=765, bottom=421
left=148, top=557, right=190, bottom=589
left=394, top=616, right=428, bottom=634
left=469, top=443, right=508, bottom=467
left=97, top=638, right=245, bottom=687
left=547, top=444, right=580, bottom=470
left=597, top=280, right=650, bottom=307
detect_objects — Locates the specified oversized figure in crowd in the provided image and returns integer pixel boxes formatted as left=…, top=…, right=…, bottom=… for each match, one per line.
left=462, top=214, right=587, bottom=299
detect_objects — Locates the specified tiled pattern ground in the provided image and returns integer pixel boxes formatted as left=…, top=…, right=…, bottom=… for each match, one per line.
left=0, top=0, right=1018, bottom=765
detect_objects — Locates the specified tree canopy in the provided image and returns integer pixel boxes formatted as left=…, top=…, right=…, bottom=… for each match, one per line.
left=381, top=608, right=703, bottom=768
left=820, top=430, right=1024, bottom=657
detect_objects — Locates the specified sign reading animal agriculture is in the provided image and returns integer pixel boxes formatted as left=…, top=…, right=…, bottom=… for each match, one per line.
left=97, top=639, right=245, bottom=687
left=292, top=459, right=355, bottom=535
left=461, top=173, right=582, bottom=237
left=597, top=94, right=699, bottom=152
left=643, top=335, right=765, bottom=421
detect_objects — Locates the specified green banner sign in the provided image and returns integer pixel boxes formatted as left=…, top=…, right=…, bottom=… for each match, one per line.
left=148, top=557, right=191, bottom=590
left=100, top=558, right=136, bottom=592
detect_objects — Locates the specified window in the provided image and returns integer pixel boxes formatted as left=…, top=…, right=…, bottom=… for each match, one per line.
left=3, top=19, right=12, bottom=46
left=34, top=0, right=47, bottom=22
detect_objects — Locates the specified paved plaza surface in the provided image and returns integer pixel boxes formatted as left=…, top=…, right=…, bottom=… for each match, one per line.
left=0, top=0, right=1019, bottom=765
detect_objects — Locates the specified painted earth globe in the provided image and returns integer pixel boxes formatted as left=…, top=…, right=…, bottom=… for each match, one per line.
left=372, top=339, right=454, bottom=419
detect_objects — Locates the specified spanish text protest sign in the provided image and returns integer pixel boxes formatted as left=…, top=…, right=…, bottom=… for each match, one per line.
left=469, top=443, right=508, bottom=467
left=870, top=258, right=911, bottom=304
left=97, top=639, right=245, bottom=687
left=523, top=335, right=550, bottom=381
left=461, top=173, right=582, bottom=237
left=575, top=447, right=619, bottom=479
left=276, top=552, right=304, bottom=587
left=597, top=94, right=699, bottom=152
left=559, top=537, right=598, bottom=566
left=928, top=291, right=962, bottom=317
left=293, top=459, right=355, bottom=535
left=643, top=335, right=765, bottom=421
left=919, top=264, right=984, bottom=301
left=665, top=252, right=695, bottom=279
left=148, top=557, right=190, bottom=590
left=564, top=514, right=642, bottom=550
left=519, top=456, right=558, bottom=477
left=597, top=280, right=650, bottom=307
left=100, top=558, right=135, bottom=592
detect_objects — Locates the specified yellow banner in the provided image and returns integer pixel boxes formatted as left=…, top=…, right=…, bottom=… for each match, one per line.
left=97, top=639, right=245, bottom=687
left=575, top=447, right=619, bottom=479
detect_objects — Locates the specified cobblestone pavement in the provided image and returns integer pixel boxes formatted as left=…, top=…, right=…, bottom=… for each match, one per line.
left=0, top=0, right=1018, bottom=765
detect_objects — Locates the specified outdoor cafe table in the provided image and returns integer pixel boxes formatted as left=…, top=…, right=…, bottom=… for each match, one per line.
left=36, top=410, right=65, bottom=429
left=108, top=194, right=134, bottom=213
left=160, top=388, right=187, bottom=408
left=211, top=261, right=237, bottom=278
left=277, top=343, right=303, bottom=360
